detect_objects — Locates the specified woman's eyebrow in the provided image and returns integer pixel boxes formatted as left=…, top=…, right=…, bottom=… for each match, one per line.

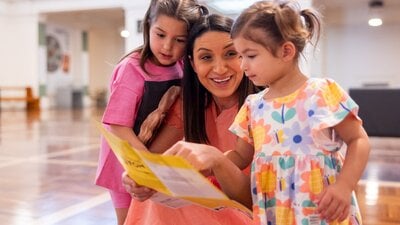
left=196, top=42, right=235, bottom=52
left=196, top=47, right=211, bottom=52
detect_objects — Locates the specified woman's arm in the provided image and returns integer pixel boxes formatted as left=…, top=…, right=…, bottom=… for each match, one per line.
left=225, top=139, right=254, bottom=170
left=164, top=141, right=253, bottom=208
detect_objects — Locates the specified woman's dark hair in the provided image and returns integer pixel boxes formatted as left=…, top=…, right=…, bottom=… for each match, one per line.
left=122, top=0, right=208, bottom=74
left=182, top=14, right=258, bottom=143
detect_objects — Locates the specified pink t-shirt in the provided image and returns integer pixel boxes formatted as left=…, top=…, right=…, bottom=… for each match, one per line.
left=95, top=52, right=183, bottom=192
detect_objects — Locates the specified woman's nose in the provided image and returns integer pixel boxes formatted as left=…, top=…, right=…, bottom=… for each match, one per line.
left=213, top=59, right=228, bottom=74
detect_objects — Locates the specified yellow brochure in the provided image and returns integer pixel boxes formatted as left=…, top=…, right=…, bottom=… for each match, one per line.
left=94, top=121, right=252, bottom=216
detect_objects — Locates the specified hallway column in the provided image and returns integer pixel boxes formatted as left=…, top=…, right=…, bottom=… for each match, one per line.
left=123, top=0, right=149, bottom=53
left=38, top=15, right=49, bottom=109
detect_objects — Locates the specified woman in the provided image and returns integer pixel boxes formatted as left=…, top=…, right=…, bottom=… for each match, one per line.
left=122, top=14, right=259, bottom=225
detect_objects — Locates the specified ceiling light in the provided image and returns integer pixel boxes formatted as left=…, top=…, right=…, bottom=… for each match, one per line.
left=120, top=29, right=130, bottom=38
left=368, top=0, right=384, bottom=27
left=368, top=18, right=382, bottom=27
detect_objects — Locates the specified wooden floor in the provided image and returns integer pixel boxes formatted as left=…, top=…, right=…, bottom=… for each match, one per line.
left=0, top=108, right=399, bottom=225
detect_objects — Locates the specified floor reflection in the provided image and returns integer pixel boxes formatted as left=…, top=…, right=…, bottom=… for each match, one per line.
left=0, top=108, right=399, bottom=225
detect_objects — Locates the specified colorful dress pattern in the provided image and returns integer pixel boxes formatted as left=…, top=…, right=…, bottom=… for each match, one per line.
left=229, top=78, right=363, bottom=225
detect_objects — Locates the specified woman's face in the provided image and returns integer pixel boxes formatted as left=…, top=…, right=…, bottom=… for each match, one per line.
left=191, top=31, right=244, bottom=100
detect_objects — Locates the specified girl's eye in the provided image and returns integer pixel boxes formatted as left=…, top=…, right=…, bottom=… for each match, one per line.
left=246, top=55, right=256, bottom=59
left=157, top=33, right=165, bottom=38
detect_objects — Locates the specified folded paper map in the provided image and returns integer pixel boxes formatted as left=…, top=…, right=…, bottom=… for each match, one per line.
left=94, top=121, right=252, bottom=216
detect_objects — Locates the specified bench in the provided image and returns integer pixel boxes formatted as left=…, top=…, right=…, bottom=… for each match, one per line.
left=0, top=86, right=40, bottom=111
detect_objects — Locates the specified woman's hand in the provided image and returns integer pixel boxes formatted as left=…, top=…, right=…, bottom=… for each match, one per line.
left=164, top=141, right=253, bottom=208
left=122, top=171, right=155, bottom=201
left=163, top=141, right=224, bottom=173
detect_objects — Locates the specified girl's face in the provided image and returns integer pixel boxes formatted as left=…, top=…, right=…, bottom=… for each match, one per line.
left=233, top=36, right=285, bottom=87
left=149, top=14, right=188, bottom=66
left=191, top=31, right=243, bottom=100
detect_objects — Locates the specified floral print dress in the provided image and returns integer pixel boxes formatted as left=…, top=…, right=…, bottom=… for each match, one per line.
left=229, top=78, right=363, bottom=225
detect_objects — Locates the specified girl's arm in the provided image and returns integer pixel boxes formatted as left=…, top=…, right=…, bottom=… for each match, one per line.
left=335, top=115, right=370, bottom=193
left=164, top=141, right=253, bottom=208
left=120, top=124, right=183, bottom=202
left=120, top=95, right=184, bottom=199
left=110, top=125, right=147, bottom=151
left=316, top=114, right=370, bottom=222
left=110, top=118, right=183, bottom=153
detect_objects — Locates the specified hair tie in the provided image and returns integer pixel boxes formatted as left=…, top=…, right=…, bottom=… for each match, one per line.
left=197, top=5, right=209, bottom=16
left=300, top=10, right=308, bottom=28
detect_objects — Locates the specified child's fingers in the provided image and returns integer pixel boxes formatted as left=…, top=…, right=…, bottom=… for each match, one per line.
left=315, top=190, right=330, bottom=214
left=337, top=205, right=350, bottom=222
left=320, top=197, right=338, bottom=220
left=326, top=201, right=344, bottom=222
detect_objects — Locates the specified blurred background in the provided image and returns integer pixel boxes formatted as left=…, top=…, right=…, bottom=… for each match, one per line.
left=0, top=0, right=399, bottom=110
left=0, top=1, right=399, bottom=225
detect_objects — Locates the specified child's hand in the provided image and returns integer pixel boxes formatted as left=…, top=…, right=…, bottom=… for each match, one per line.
left=122, top=171, right=155, bottom=201
left=316, top=181, right=352, bottom=222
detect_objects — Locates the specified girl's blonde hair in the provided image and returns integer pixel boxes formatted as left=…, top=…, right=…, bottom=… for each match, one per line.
left=231, top=0, right=321, bottom=60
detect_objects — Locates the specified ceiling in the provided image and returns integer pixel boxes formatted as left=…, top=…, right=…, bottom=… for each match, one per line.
left=43, top=8, right=125, bottom=30
left=314, top=0, right=400, bottom=25
left=1, top=0, right=400, bottom=28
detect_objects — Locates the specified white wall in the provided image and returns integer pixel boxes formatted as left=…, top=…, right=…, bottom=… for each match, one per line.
left=0, top=12, right=39, bottom=91
left=323, top=23, right=400, bottom=91
left=89, top=27, right=125, bottom=96
left=0, top=0, right=147, bottom=109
